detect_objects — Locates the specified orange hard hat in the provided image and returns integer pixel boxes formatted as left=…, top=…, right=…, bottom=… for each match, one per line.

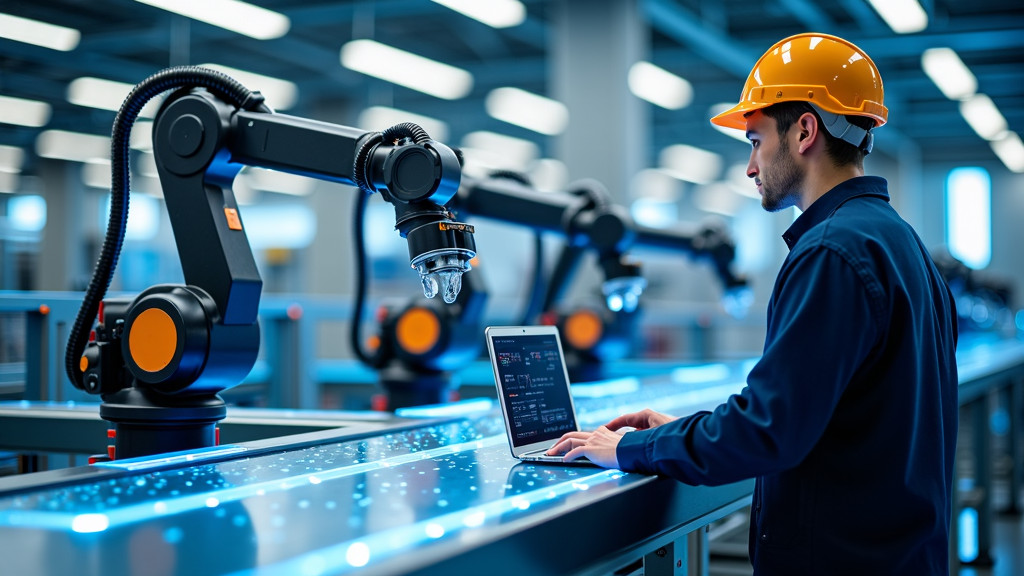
left=711, top=33, right=888, bottom=131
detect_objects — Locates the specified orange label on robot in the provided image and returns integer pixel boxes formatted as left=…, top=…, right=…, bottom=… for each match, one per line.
left=224, top=207, right=243, bottom=231
left=396, top=307, right=441, bottom=355
left=565, top=310, right=603, bottom=350
left=129, top=308, right=178, bottom=373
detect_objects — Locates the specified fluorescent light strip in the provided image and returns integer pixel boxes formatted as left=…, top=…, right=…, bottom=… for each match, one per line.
left=628, top=61, right=693, bottom=110
left=430, top=0, right=525, bottom=28
left=134, top=0, right=289, bottom=40
left=658, top=144, right=724, bottom=184
left=991, top=132, right=1024, bottom=173
left=0, top=172, right=18, bottom=194
left=0, top=94, right=51, bottom=127
left=201, top=64, right=298, bottom=109
left=0, top=145, right=25, bottom=173
left=866, top=0, right=928, bottom=34
left=35, top=130, right=110, bottom=163
left=341, top=39, right=473, bottom=100
left=462, top=130, right=539, bottom=164
left=959, top=94, right=1008, bottom=141
left=357, top=106, right=450, bottom=142
left=921, top=48, right=976, bottom=100
left=67, top=77, right=160, bottom=118
left=485, top=87, right=569, bottom=136
left=0, top=13, right=80, bottom=51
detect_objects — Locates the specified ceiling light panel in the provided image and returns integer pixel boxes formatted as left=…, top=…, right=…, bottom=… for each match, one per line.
left=357, top=106, right=450, bottom=142
left=0, top=12, right=80, bottom=51
left=67, top=77, right=160, bottom=117
left=921, top=48, right=977, bottom=100
left=628, top=62, right=693, bottom=110
left=201, top=64, right=298, bottom=110
left=991, top=132, right=1024, bottom=173
left=959, top=94, right=1008, bottom=141
left=659, top=144, right=723, bottom=185
left=341, top=40, right=473, bottom=100
left=134, top=0, right=289, bottom=40
left=0, top=94, right=52, bottom=127
left=866, top=0, right=928, bottom=34
left=0, top=145, right=26, bottom=173
left=430, top=0, right=525, bottom=28
left=485, top=87, right=569, bottom=135
left=36, top=130, right=110, bottom=163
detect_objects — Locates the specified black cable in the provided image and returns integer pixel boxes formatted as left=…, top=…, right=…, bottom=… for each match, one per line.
left=64, top=66, right=266, bottom=390
left=348, top=123, right=432, bottom=368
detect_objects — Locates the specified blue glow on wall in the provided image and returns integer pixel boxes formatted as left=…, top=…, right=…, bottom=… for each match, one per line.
left=946, top=167, right=991, bottom=269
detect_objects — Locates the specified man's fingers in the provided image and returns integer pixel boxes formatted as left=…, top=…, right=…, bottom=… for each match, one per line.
left=563, top=446, right=587, bottom=462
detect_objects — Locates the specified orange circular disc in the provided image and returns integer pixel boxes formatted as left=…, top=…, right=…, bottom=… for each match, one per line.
left=396, top=307, right=441, bottom=355
left=564, top=310, right=603, bottom=350
left=128, top=308, right=178, bottom=373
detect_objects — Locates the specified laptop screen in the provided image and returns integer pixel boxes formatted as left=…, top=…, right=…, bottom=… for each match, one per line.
left=491, top=333, right=579, bottom=448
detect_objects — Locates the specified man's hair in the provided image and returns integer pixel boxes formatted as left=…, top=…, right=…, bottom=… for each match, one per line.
left=761, top=102, right=875, bottom=168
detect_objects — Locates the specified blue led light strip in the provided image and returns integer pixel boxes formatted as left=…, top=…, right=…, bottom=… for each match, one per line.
left=0, top=435, right=506, bottom=532
left=226, top=468, right=627, bottom=576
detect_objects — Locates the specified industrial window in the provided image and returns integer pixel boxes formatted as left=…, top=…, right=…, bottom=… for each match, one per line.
left=945, top=167, right=991, bottom=269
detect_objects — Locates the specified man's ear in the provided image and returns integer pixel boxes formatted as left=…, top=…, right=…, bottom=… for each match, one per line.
left=795, top=112, right=820, bottom=154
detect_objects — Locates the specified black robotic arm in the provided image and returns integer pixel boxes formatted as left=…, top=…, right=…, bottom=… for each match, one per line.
left=65, top=67, right=474, bottom=459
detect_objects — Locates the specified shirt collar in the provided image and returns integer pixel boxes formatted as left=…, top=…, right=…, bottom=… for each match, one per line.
left=782, top=176, right=890, bottom=250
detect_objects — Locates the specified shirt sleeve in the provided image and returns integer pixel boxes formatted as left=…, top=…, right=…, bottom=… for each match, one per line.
left=616, top=244, right=883, bottom=485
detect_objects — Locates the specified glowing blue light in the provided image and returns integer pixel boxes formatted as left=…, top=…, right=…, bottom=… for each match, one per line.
left=958, top=507, right=978, bottom=562
left=163, top=526, right=184, bottom=544
left=571, top=377, right=640, bottom=398
left=630, top=197, right=678, bottom=229
left=394, top=398, right=493, bottom=419
left=8, top=194, right=47, bottom=232
left=424, top=523, right=445, bottom=538
left=606, top=294, right=624, bottom=312
left=461, top=511, right=485, bottom=527
left=946, top=167, right=991, bottom=269
left=345, top=542, right=370, bottom=567
left=1016, top=310, right=1024, bottom=332
left=71, top=513, right=109, bottom=533
left=243, top=203, right=317, bottom=250
left=102, top=193, right=159, bottom=241
left=671, top=363, right=730, bottom=384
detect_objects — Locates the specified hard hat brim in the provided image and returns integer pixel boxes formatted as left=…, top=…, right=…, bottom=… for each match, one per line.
left=710, top=101, right=768, bottom=132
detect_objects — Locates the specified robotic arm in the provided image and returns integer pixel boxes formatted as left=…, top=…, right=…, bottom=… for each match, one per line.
left=453, top=175, right=748, bottom=312
left=65, top=67, right=474, bottom=459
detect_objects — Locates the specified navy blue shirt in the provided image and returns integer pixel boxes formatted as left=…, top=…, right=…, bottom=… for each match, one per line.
left=617, top=176, right=959, bottom=575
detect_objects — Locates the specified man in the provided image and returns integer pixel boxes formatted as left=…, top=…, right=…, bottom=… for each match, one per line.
left=549, top=33, right=959, bottom=575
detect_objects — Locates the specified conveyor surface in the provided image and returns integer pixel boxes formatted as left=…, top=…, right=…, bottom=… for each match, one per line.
left=0, top=371, right=754, bottom=576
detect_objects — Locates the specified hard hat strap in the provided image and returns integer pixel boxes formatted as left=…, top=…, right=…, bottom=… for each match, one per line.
left=808, top=103, right=874, bottom=154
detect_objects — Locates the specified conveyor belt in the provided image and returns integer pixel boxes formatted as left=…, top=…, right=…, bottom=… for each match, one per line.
left=0, top=373, right=755, bottom=576
left=0, top=338, right=1021, bottom=575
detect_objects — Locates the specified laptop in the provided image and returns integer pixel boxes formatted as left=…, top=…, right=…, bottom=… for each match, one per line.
left=485, top=325, right=594, bottom=465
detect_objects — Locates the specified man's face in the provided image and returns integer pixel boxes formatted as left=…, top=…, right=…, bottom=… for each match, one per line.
left=744, top=111, right=803, bottom=212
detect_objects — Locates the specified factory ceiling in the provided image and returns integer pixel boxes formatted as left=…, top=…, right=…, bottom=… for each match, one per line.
left=2, top=0, right=1023, bottom=181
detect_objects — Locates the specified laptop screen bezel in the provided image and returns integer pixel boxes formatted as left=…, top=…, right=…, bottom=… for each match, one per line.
left=485, top=325, right=582, bottom=459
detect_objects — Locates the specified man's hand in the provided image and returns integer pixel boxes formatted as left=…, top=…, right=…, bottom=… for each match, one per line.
left=605, top=408, right=677, bottom=431
left=547, top=408, right=678, bottom=468
left=546, top=426, right=624, bottom=468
